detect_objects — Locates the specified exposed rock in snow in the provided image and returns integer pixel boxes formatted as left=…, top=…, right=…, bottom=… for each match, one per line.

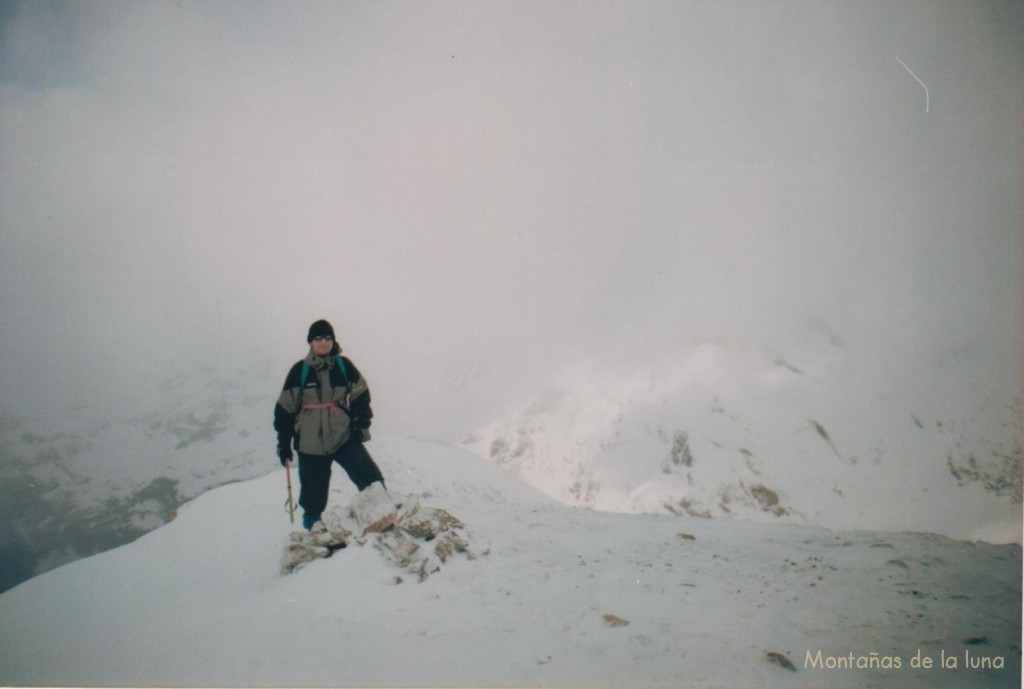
left=373, top=501, right=482, bottom=582
left=351, top=481, right=398, bottom=535
left=281, top=521, right=349, bottom=574
left=282, top=489, right=484, bottom=581
left=602, top=613, right=630, bottom=627
left=764, top=651, right=797, bottom=672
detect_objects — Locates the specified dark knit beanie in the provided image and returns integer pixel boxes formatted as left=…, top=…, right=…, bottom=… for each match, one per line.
left=307, top=319, right=335, bottom=343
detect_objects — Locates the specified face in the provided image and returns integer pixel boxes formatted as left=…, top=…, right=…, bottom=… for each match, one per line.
left=310, top=335, right=334, bottom=357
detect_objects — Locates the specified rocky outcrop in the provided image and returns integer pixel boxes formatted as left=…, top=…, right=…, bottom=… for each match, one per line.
left=281, top=492, right=484, bottom=580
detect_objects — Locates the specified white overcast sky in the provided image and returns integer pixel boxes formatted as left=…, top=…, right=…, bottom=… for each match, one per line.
left=1, top=0, right=1020, bottom=438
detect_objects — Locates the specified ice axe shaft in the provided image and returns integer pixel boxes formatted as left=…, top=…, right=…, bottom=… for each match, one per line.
left=284, top=458, right=296, bottom=524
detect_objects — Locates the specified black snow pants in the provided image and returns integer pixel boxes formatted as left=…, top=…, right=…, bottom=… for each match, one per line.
left=297, top=436, right=385, bottom=518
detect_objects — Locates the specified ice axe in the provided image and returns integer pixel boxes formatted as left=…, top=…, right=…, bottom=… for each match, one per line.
left=284, top=458, right=296, bottom=524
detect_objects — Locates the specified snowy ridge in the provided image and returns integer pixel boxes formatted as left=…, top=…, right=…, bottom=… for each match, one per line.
left=0, top=435, right=1019, bottom=688
left=0, top=361, right=278, bottom=592
left=462, top=336, right=1022, bottom=544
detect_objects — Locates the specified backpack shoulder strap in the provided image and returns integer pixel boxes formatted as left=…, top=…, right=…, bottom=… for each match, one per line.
left=300, top=357, right=349, bottom=388
left=335, top=356, right=349, bottom=387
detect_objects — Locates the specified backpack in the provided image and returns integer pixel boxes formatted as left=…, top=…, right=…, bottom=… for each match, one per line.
left=300, top=356, right=349, bottom=390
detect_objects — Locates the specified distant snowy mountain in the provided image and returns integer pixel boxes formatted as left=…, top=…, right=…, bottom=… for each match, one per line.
left=0, top=360, right=279, bottom=592
left=0, top=435, right=1019, bottom=688
left=462, top=333, right=1022, bottom=544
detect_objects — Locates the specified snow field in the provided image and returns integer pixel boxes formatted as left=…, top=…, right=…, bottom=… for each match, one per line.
left=0, top=436, right=1018, bottom=688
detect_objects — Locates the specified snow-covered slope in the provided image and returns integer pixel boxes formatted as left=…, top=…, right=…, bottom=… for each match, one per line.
left=462, top=335, right=1021, bottom=544
left=0, top=360, right=279, bottom=592
left=0, top=435, right=1019, bottom=688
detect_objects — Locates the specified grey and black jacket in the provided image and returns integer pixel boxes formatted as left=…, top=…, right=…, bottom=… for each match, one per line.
left=274, top=351, right=373, bottom=456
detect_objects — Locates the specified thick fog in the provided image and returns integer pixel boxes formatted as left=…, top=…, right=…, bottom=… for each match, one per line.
left=1, top=0, right=1020, bottom=441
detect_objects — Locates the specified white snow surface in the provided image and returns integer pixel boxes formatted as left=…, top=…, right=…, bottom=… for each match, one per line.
left=1, top=435, right=1019, bottom=688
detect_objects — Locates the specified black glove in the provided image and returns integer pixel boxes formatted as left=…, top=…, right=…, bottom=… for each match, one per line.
left=277, top=444, right=293, bottom=466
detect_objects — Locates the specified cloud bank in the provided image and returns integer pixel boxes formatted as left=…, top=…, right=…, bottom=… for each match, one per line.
left=1, top=1, right=1020, bottom=440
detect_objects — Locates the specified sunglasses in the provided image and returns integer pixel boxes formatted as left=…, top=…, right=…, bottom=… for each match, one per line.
left=312, top=335, right=334, bottom=343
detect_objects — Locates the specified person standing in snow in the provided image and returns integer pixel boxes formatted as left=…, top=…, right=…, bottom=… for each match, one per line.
left=274, top=319, right=385, bottom=530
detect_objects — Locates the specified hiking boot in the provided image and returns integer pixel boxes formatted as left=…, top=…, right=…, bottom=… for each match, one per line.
left=302, top=513, right=323, bottom=530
